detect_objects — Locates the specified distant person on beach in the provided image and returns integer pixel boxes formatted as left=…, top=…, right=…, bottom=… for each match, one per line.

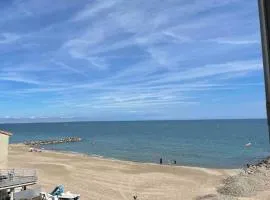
left=160, top=158, right=163, bottom=164
left=174, top=160, right=176, bottom=165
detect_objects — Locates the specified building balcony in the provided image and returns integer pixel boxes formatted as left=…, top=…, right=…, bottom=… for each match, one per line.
left=0, top=169, right=37, bottom=190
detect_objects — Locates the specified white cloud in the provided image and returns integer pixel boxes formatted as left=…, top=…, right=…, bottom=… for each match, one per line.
left=0, top=33, right=21, bottom=44
left=72, top=0, right=121, bottom=21
left=143, top=60, right=262, bottom=85
left=0, top=0, right=264, bottom=119
left=50, top=59, right=87, bottom=76
left=0, top=72, right=41, bottom=85
left=210, top=38, right=260, bottom=45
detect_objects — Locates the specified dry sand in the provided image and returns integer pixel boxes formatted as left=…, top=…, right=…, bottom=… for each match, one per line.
left=8, top=144, right=238, bottom=200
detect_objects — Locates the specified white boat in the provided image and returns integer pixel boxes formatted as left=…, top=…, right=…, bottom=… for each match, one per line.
left=58, top=192, right=80, bottom=200
left=245, top=142, right=252, bottom=147
left=40, top=192, right=80, bottom=200
left=40, top=185, right=80, bottom=200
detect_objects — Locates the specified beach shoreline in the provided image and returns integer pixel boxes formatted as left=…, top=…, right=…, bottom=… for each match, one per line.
left=8, top=144, right=238, bottom=200
left=5, top=119, right=268, bottom=169
left=12, top=143, right=241, bottom=171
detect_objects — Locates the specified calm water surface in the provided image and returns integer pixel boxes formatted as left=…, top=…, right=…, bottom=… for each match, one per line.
left=1, top=119, right=269, bottom=168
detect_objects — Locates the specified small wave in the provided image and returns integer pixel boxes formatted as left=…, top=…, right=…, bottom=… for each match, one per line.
left=89, top=154, right=104, bottom=158
left=252, top=151, right=270, bottom=158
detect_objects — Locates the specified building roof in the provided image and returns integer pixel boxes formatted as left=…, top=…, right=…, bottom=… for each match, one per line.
left=0, top=130, right=12, bottom=136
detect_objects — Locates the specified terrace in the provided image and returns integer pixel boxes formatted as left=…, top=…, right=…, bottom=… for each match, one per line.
left=0, top=169, right=37, bottom=190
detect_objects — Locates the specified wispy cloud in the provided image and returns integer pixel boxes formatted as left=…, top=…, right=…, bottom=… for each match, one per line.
left=0, top=73, right=41, bottom=85
left=210, top=38, right=260, bottom=45
left=0, top=0, right=265, bottom=120
left=0, top=33, right=21, bottom=44
left=50, top=59, right=88, bottom=76
left=72, top=0, right=121, bottom=22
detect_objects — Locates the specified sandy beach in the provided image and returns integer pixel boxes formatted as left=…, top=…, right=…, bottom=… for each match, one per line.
left=7, top=144, right=238, bottom=200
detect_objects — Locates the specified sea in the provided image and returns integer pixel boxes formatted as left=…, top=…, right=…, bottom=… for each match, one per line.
left=1, top=119, right=269, bottom=169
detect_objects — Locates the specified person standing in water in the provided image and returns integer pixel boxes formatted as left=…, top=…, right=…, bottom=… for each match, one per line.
left=160, top=158, right=163, bottom=164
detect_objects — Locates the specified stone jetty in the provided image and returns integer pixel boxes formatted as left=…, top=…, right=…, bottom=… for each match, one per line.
left=245, top=156, right=270, bottom=174
left=24, top=137, right=82, bottom=146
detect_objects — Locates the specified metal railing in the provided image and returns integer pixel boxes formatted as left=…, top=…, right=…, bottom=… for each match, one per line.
left=0, top=169, right=37, bottom=190
left=0, top=169, right=37, bottom=178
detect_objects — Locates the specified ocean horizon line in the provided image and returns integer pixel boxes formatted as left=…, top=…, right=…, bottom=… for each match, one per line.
left=0, top=117, right=267, bottom=125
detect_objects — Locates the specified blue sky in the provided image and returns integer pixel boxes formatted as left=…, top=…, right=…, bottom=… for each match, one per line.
left=0, top=0, right=266, bottom=122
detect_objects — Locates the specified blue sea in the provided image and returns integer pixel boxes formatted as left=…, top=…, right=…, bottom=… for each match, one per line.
left=0, top=119, right=269, bottom=169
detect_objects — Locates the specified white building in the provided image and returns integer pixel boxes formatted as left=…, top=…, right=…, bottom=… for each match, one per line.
left=0, top=130, right=38, bottom=200
left=0, top=130, right=12, bottom=168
